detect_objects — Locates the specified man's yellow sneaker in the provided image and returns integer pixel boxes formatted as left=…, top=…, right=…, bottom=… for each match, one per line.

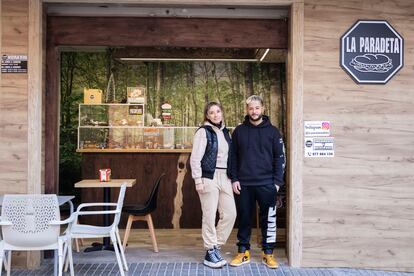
left=262, top=252, right=279, bottom=269
left=229, top=250, right=250, bottom=267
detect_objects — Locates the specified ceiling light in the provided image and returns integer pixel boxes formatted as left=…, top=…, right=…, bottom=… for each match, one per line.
left=259, top=48, right=270, bottom=62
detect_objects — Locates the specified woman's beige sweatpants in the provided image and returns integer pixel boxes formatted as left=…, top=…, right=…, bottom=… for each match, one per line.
left=198, top=169, right=237, bottom=250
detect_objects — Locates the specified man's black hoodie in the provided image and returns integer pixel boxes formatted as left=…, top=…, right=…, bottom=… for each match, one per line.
left=230, top=115, right=285, bottom=187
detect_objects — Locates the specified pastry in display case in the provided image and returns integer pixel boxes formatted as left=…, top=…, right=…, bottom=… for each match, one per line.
left=143, top=128, right=162, bottom=149
left=78, top=125, right=197, bottom=151
left=127, top=86, right=146, bottom=104
left=107, top=104, right=144, bottom=126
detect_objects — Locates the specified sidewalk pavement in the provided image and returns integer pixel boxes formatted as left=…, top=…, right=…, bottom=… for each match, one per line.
left=10, top=262, right=413, bottom=275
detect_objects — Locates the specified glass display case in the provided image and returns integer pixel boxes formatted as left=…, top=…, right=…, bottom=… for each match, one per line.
left=77, top=104, right=197, bottom=152
left=79, top=103, right=144, bottom=127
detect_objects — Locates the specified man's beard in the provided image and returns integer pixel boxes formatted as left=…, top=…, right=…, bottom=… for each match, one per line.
left=249, top=115, right=262, bottom=122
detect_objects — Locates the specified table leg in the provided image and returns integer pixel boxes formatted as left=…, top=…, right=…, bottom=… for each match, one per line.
left=84, top=187, right=114, bottom=252
left=102, top=186, right=112, bottom=249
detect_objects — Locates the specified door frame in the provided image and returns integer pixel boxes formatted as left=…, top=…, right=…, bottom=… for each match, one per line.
left=28, top=0, right=303, bottom=267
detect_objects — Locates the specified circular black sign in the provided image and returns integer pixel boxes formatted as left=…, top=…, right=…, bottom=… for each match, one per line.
left=340, top=20, right=404, bottom=84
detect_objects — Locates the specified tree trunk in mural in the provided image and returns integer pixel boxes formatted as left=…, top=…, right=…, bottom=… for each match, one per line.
left=235, top=64, right=243, bottom=125
left=187, top=63, right=198, bottom=126
left=268, top=64, right=282, bottom=129
left=181, top=68, right=186, bottom=126
left=244, top=63, right=254, bottom=97
left=160, top=63, right=166, bottom=110
left=184, top=64, right=190, bottom=126
left=212, top=62, right=223, bottom=104
left=259, top=65, right=270, bottom=109
left=155, top=62, right=162, bottom=118
left=145, top=63, right=152, bottom=117
left=202, top=62, right=209, bottom=104
left=233, top=64, right=243, bottom=125
left=104, top=49, right=114, bottom=102
left=61, top=52, right=76, bottom=128
left=226, top=63, right=236, bottom=126
left=105, top=49, right=112, bottom=86
left=185, top=93, right=189, bottom=126
left=270, top=85, right=280, bottom=127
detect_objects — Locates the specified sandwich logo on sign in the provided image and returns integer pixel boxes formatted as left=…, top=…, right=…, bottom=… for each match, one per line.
left=340, top=20, right=404, bottom=84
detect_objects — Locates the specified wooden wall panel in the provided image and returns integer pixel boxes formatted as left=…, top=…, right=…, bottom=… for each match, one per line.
left=0, top=76, right=28, bottom=122
left=0, top=0, right=28, bottom=195
left=0, top=0, right=30, bottom=267
left=302, top=0, right=414, bottom=271
left=27, top=0, right=43, bottom=196
left=287, top=2, right=304, bottom=267
left=1, top=1, right=28, bottom=54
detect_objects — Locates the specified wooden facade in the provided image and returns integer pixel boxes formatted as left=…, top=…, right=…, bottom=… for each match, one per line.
left=302, top=0, right=413, bottom=271
left=0, top=0, right=413, bottom=272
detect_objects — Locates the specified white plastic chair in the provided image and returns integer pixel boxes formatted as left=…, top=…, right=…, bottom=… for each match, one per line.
left=68, top=184, right=128, bottom=275
left=0, top=194, right=75, bottom=276
left=0, top=226, right=9, bottom=273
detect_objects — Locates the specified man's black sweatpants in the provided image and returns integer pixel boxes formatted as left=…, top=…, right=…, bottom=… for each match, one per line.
left=236, top=184, right=277, bottom=252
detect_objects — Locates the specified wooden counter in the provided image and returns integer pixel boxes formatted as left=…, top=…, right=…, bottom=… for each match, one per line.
left=80, top=152, right=200, bottom=229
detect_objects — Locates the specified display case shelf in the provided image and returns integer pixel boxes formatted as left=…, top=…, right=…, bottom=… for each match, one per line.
left=78, top=103, right=198, bottom=152
left=78, top=126, right=197, bottom=151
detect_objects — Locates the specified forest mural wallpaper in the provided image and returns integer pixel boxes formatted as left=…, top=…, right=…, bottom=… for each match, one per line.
left=59, top=49, right=286, bottom=194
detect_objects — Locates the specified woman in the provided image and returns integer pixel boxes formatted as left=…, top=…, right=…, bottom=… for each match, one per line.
left=190, top=102, right=237, bottom=268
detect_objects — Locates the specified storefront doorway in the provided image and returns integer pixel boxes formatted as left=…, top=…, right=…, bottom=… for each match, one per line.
left=41, top=3, right=303, bottom=266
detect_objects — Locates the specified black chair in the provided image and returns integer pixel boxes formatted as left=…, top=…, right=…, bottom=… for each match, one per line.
left=122, top=173, right=165, bottom=252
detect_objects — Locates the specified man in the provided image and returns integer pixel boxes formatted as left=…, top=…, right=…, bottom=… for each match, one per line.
left=229, top=95, right=285, bottom=269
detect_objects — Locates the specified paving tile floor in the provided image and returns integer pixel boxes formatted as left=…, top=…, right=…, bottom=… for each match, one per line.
left=10, top=262, right=413, bottom=276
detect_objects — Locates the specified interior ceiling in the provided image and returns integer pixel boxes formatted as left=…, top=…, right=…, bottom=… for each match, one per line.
left=49, top=4, right=288, bottom=63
